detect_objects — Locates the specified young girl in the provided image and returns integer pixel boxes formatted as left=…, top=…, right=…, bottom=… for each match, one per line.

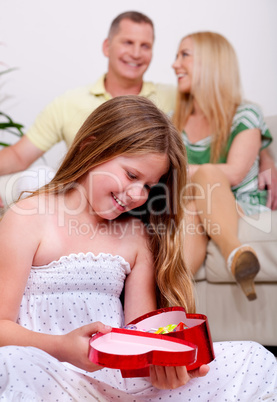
left=0, top=96, right=276, bottom=401
left=172, top=31, right=273, bottom=301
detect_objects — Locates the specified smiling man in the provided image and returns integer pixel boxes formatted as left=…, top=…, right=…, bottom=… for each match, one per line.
left=103, top=14, right=154, bottom=95
left=0, top=12, right=176, bottom=187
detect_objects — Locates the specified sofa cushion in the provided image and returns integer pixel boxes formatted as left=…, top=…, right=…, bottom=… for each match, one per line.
left=195, top=281, right=277, bottom=344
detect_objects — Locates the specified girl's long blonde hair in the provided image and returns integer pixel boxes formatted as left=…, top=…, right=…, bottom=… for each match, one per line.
left=30, top=95, right=195, bottom=313
left=173, top=31, right=242, bottom=162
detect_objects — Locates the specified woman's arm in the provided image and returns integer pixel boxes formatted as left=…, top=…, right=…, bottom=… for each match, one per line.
left=218, top=128, right=261, bottom=186
left=189, top=128, right=261, bottom=186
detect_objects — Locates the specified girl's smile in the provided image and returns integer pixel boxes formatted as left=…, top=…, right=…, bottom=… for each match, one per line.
left=81, top=153, right=169, bottom=220
left=111, top=192, right=126, bottom=211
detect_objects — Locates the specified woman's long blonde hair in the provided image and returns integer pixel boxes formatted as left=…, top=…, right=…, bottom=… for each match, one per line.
left=30, top=95, right=195, bottom=313
left=173, top=31, right=242, bottom=162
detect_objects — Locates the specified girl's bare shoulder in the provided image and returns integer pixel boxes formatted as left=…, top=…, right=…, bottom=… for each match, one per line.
left=2, top=194, right=54, bottom=227
left=0, top=195, right=53, bottom=257
left=116, top=216, right=151, bottom=260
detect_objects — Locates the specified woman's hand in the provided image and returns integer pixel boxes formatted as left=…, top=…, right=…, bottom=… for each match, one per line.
left=258, top=167, right=277, bottom=209
left=57, top=322, right=112, bottom=372
left=149, top=364, right=210, bottom=389
left=258, top=148, right=277, bottom=210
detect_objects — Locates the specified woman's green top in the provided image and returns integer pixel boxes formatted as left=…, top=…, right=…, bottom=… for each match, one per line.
left=182, top=103, right=272, bottom=216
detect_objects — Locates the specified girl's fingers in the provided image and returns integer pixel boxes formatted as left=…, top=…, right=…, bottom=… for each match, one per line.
left=80, top=322, right=112, bottom=337
left=165, top=365, right=189, bottom=388
left=150, top=365, right=190, bottom=389
left=189, top=364, right=210, bottom=379
left=150, top=364, right=210, bottom=389
left=150, top=365, right=167, bottom=389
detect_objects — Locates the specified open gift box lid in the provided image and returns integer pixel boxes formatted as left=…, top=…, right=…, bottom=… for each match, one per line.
left=89, top=307, right=215, bottom=378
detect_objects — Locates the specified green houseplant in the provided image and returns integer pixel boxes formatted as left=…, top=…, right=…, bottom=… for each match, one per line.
left=0, top=68, right=24, bottom=147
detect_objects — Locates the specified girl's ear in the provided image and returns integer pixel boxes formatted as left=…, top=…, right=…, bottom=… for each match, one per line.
left=102, top=38, right=110, bottom=58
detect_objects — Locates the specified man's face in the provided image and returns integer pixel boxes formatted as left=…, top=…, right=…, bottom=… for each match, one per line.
left=103, top=18, right=154, bottom=84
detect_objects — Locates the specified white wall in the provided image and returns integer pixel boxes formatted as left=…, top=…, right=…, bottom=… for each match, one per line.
left=1, top=0, right=277, bottom=164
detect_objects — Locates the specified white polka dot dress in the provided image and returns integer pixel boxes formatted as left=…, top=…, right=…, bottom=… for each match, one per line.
left=0, top=253, right=276, bottom=401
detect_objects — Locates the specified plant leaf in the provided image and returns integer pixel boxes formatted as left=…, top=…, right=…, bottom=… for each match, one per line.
left=0, top=111, right=24, bottom=136
left=0, top=67, right=18, bottom=76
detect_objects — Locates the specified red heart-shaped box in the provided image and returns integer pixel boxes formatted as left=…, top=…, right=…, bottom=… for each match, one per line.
left=89, top=307, right=215, bottom=378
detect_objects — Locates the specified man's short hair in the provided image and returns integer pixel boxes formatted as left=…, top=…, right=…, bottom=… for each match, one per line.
left=108, top=11, right=154, bottom=39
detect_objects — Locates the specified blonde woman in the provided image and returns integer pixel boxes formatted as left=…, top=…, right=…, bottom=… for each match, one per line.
left=172, top=32, right=272, bottom=301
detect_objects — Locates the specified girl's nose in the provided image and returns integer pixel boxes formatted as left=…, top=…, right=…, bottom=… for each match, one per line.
left=126, top=183, right=148, bottom=202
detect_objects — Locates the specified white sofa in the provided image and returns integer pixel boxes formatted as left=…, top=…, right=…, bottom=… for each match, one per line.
left=194, top=115, right=277, bottom=347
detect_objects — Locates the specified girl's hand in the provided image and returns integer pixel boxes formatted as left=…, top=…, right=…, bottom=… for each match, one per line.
left=58, top=322, right=112, bottom=372
left=149, top=364, right=210, bottom=389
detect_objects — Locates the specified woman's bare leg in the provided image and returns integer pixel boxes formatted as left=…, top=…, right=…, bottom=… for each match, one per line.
left=186, top=164, right=260, bottom=300
left=183, top=200, right=209, bottom=275
left=190, top=164, right=241, bottom=260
